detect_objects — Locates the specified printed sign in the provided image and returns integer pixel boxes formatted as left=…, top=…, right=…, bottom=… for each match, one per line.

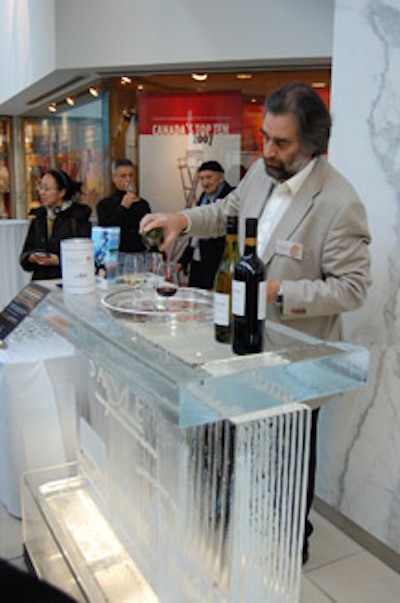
left=138, top=92, right=242, bottom=218
left=0, top=282, right=48, bottom=345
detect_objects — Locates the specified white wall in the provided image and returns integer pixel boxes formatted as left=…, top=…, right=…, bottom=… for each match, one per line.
left=54, top=0, right=333, bottom=70
left=0, top=0, right=333, bottom=110
left=0, top=0, right=56, bottom=104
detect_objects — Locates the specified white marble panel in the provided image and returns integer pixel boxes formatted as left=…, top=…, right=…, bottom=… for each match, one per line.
left=316, top=0, right=400, bottom=554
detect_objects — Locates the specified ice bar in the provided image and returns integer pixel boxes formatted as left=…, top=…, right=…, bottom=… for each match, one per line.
left=21, top=287, right=369, bottom=602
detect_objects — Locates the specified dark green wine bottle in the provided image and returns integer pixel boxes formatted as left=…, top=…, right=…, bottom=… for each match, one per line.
left=141, top=228, right=164, bottom=252
left=232, top=218, right=266, bottom=355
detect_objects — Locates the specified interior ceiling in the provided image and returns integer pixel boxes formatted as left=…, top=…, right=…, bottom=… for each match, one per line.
left=99, top=67, right=331, bottom=106
left=4, top=65, right=331, bottom=118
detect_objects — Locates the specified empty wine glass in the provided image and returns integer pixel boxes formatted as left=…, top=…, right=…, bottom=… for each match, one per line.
left=147, top=252, right=164, bottom=276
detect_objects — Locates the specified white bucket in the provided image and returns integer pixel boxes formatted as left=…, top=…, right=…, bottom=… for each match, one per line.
left=61, top=238, right=95, bottom=294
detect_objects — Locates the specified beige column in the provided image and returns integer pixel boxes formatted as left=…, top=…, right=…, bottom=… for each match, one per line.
left=10, top=117, right=27, bottom=219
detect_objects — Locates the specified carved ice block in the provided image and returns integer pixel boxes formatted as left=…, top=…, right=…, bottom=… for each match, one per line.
left=25, top=288, right=368, bottom=602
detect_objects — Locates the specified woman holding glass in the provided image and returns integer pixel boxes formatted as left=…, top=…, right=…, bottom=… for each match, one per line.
left=20, top=169, right=92, bottom=280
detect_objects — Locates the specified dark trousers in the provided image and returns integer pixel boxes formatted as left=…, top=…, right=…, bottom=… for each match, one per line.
left=188, top=259, right=214, bottom=290
left=304, top=408, right=320, bottom=548
left=0, top=559, right=77, bottom=602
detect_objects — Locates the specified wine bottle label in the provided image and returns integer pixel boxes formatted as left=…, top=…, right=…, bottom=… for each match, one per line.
left=232, top=279, right=267, bottom=319
left=258, top=280, right=267, bottom=319
left=214, top=292, right=230, bottom=326
left=232, top=280, right=246, bottom=316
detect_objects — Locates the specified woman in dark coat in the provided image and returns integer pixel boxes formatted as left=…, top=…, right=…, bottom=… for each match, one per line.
left=20, top=169, right=92, bottom=280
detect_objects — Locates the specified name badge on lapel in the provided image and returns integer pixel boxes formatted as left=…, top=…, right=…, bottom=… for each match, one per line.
left=276, top=239, right=303, bottom=261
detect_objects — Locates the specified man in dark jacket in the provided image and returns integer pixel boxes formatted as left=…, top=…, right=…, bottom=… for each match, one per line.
left=178, top=161, right=234, bottom=289
left=96, top=158, right=151, bottom=254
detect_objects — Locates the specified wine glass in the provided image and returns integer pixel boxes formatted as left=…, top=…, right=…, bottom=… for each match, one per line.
left=123, top=253, right=147, bottom=286
left=154, top=260, right=179, bottom=297
left=147, top=252, right=164, bottom=276
left=126, top=182, right=137, bottom=194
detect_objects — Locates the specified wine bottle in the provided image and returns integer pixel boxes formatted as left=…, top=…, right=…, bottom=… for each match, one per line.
left=232, top=218, right=266, bottom=355
left=141, top=227, right=164, bottom=252
left=213, top=216, right=240, bottom=343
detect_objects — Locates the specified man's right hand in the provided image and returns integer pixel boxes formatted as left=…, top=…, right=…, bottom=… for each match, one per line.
left=140, top=213, right=188, bottom=252
left=121, top=190, right=140, bottom=209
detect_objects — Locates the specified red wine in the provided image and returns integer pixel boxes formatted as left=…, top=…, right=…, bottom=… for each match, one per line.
left=214, top=216, right=240, bottom=343
left=232, top=218, right=266, bottom=355
left=156, top=285, right=177, bottom=297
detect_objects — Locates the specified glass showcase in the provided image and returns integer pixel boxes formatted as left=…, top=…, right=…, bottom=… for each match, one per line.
left=0, top=118, right=11, bottom=218
left=21, top=69, right=330, bottom=219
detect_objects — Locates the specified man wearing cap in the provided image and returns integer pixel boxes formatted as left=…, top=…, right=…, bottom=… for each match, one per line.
left=178, top=160, right=234, bottom=289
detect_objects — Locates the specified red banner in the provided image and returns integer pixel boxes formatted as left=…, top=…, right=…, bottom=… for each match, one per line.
left=138, top=92, right=242, bottom=139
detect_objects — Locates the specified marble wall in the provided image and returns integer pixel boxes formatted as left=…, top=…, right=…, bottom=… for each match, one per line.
left=316, top=0, right=400, bottom=554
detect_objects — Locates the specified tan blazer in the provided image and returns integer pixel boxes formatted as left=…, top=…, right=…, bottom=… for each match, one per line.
left=181, top=156, right=371, bottom=341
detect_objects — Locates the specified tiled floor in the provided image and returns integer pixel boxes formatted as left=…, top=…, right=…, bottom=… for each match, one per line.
left=1, top=502, right=399, bottom=602
left=301, top=510, right=400, bottom=602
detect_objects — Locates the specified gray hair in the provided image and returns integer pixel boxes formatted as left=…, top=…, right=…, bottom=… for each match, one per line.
left=265, top=82, right=331, bottom=156
left=111, top=158, right=134, bottom=174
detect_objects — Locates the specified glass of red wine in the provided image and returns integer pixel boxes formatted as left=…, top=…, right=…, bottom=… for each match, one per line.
left=154, top=260, right=179, bottom=297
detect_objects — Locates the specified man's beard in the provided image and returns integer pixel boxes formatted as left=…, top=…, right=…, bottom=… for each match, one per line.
left=263, top=153, right=310, bottom=182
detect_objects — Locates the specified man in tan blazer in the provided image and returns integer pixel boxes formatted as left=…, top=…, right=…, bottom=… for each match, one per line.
left=140, top=82, right=371, bottom=563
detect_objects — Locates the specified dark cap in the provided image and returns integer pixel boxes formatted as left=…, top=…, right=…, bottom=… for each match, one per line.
left=198, top=160, right=224, bottom=173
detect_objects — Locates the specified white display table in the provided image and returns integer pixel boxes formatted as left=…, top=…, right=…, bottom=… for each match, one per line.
left=0, top=219, right=30, bottom=309
left=0, top=316, right=77, bottom=517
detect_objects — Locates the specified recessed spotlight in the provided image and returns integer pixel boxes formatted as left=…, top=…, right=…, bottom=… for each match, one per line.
left=191, top=73, right=208, bottom=82
left=237, top=73, right=252, bottom=80
left=89, top=87, right=100, bottom=97
left=121, top=76, right=132, bottom=85
left=311, top=82, right=326, bottom=89
left=137, top=84, right=144, bottom=91
left=48, top=103, right=57, bottom=113
left=65, top=97, right=75, bottom=106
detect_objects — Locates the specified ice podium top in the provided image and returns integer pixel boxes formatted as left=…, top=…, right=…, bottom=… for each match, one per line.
left=33, top=284, right=369, bottom=427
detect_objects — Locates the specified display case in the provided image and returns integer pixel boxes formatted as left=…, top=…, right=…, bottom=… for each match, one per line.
left=23, top=286, right=369, bottom=602
left=23, top=95, right=108, bottom=216
left=0, top=118, right=11, bottom=218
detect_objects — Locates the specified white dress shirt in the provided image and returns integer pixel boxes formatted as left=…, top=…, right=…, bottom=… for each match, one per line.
left=257, top=158, right=317, bottom=257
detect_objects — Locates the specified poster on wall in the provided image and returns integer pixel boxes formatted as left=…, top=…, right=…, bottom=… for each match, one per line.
left=138, top=92, right=242, bottom=216
left=242, top=102, right=265, bottom=174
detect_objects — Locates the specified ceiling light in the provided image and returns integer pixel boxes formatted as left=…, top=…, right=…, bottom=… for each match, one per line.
left=89, top=87, right=100, bottom=97
left=237, top=74, right=252, bottom=80
left=65, top=97, right=75, bottom=106
left=311, top=82, right=326, bottom=88
left=48, top=103, right=57, bottom=113
left=191, top=73, right=208, bottom=82
left=137, top=84, right=144, bottom=91
left=121, top=76, right=132, bottom=85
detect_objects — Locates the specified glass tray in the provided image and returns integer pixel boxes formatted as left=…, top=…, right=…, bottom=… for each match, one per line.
left=101, top=286, right=213, bottom=322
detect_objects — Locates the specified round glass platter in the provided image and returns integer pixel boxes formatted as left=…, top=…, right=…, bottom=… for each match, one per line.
left=100, top=286, right=213, bottom=322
